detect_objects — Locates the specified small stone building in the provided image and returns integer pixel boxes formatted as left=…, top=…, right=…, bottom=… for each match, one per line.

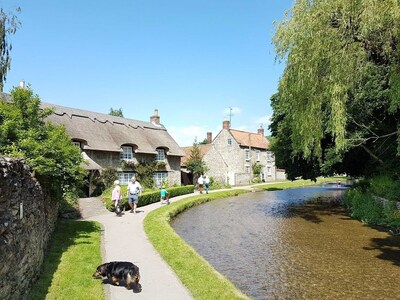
left=182, top=120, right=282, bottom=185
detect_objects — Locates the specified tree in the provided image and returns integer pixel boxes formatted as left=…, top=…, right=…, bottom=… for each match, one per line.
left=0, top=85, right=86, bottom=199
left=272, top=0, right=400, bottom=178
left=0, top=7, right=20, bottom=91
left=109, top=107, right=124, bottom=117
left=186, top=143, right=208, bottom=182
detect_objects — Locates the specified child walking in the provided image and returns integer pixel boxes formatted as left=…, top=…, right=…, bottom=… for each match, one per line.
left=160, top=185, right=169, bottom=205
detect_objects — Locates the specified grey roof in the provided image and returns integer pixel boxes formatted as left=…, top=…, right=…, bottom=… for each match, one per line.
left=0, top=93, right=184, bottom=157
left=41, top=102, right=185, bottom=156
left=81, top=151, right=102, bottom=170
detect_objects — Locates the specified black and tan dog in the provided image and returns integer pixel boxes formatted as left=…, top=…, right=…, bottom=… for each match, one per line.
left=93, top=261, right=141, bottom=291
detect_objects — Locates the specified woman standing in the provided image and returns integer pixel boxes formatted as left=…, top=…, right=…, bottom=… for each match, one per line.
left=112, top=180, right=122, bottom=215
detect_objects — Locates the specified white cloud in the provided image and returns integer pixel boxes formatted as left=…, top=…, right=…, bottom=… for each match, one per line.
left=167, top=125, right=209, bottom=147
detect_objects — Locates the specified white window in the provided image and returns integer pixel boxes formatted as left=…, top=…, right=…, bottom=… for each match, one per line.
left=120, top=146, right=133, bottom=160
left=156, top=149, right=165, bottom=161
left=72, top=141, right=81, bottom=148
left=256, top=150, right=260, bottom=161
left=153, top=172, right=168, bottom=186
left=118, top=172, right=135, bottom=185
left=245, top=165, right=251, bottom=173
left=245, top=149, right=250, bottom=161
left=228, top=138, right=232, bottom=145
left=267, top=167, right=272, bottom=176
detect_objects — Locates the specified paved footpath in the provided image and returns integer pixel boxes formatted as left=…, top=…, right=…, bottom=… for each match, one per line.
left=78, top=185, right=267, bottom=300
left=79, top=194, right=195, bottom=300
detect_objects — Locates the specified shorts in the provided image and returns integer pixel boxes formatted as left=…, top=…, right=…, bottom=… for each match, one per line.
left=129, top=194, right=139, bottom=204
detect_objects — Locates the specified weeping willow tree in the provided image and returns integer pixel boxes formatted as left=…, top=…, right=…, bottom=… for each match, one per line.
left=272, top=0, right=400, bottom=177
left=0, top=7, right=20, bottom=91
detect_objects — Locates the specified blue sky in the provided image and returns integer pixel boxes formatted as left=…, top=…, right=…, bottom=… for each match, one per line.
left=3, top=0, right=292, bottom=146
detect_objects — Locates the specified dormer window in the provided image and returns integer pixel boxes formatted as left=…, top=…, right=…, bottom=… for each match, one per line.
left=156, top=149, right=165, bottom=161
left=72, top=141, right=81, bottom=148
left=120, top=146, right=133, bottom=160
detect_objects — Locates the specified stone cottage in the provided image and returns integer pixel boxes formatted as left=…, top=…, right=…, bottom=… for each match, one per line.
left=182, top=120, right=284, bottom=185
left=41, top=103, right=185, bottom=188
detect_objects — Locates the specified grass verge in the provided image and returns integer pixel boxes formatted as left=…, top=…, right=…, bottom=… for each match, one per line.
left=256, top=176, right=347, bottom=191
left=144, top=190, right=250, bottom=300
left=29, top=220, right=104, bottom=300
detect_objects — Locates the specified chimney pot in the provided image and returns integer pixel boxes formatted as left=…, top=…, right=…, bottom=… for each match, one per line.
left=207, top=132, right=212, bottom=144
left=257, top=125, right=264, bottom=136
left=150, top=109, right=160, bottom=125
left=223, top=120, right=230, bottom=129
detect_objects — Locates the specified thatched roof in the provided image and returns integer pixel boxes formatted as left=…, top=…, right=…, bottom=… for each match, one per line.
left=81, top=151, right=102, bottom=170
left=41, top=102, right=185, bottom=156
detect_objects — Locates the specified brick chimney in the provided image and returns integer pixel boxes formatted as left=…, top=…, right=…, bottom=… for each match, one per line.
left=207, top=132, right=212, bottom=144
left=257, top=125, right=264, bottom=136
left=223, top=120, right=230, bottom=129
left=150, top=109, right=160, bottom=125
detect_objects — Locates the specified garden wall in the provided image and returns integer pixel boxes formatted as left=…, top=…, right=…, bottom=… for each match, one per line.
left=0, top=157, right=58, bottom=300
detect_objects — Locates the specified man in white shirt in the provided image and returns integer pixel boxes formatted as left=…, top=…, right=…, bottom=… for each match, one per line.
left=197, top=175, right=204, bottom=194
left=126, top=176, right=142, bottom=214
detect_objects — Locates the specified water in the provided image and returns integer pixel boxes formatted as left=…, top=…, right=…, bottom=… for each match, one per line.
left=172, top=185, right=400, bottom=300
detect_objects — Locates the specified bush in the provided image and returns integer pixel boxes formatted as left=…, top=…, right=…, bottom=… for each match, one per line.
left=209, top=177, right=223, bottom=190
left=59, top=189, right=81, bottom=219
left=344, top=186, right=400, bottom=230
left=344, top=188, right=383, bottom=224
left=101, top=168, right=118, bottom=189
left=103, top=185, right=195, bottom=212
left=369, top=175, right=400, bottom=201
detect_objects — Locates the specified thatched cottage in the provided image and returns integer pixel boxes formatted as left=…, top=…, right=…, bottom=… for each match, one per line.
left=41, top=103, right=185, bottom=188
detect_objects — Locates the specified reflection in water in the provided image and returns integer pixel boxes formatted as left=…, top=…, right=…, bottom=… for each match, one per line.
left=172, top=185, right=400, bottom=300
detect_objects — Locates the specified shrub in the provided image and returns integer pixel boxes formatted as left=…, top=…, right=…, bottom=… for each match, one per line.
left=369, top=175, right=400, bottom=201
left=103, top=185, right=194, bottom=212
left=344, top=188, right=383, bottom=224
left=101, top=167, right=118, bottom=188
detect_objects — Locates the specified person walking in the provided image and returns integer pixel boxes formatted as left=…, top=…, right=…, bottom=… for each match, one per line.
left=126, top=176, right=142, bottom=214
left=197, top=175, right=204, bottom=194
left=160, top=184, right=169, bottom=204
left=204, top=175, right=210, bottom=194
left=112, top=180, right=123, bottom=215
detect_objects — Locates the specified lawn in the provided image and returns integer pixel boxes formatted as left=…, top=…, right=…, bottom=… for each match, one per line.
left=29, top=220, right=104, bottom=300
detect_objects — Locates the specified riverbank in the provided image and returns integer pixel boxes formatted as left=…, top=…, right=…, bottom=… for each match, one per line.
left=143, top=177, right=346, bottom=299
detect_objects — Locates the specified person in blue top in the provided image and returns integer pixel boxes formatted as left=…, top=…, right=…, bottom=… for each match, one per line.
left=160, top=185, right=169, bottom=205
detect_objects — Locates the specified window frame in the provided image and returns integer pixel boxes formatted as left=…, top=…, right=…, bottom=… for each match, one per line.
left=120, top=146, right=133, bottom=160
left=156, top=148, right=165, bottom=161
left=118, top=172, right=135, bottom=185
left=153, top=172, right=168, bottom=186
left=245, top=149, right=251, bottom=161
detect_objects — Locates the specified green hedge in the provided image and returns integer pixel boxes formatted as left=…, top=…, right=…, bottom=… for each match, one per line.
left=103, top=185, right=195, bottom=211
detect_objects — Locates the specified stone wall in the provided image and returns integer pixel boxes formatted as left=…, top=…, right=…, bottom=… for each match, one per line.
left=0, top=157, right=58, bottom=300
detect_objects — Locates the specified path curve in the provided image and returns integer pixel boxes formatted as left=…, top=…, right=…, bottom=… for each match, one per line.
left=78, top=184, right=269, bottom=299
left=78, top=195, right=194, bottom=300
